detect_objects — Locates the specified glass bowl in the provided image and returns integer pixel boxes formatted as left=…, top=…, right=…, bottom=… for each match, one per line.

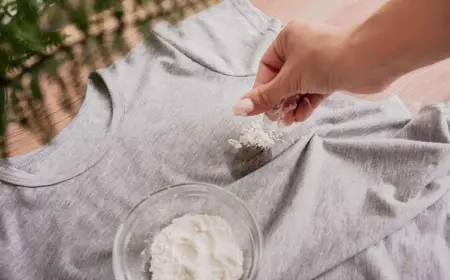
left=113, top=182, right=262, bottom=280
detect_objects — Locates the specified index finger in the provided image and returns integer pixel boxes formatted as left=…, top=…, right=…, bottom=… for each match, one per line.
left=253, top=37, right=286, bottom=88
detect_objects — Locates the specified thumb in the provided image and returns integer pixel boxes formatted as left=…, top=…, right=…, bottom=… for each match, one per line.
left=233, top=76, right=286, bottom=116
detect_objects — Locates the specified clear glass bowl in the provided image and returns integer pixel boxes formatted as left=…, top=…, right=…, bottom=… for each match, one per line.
left=113, top=182, right=262, bottom=280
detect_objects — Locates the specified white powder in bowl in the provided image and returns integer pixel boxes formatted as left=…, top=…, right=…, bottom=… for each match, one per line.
left=149, top=214, right=244, bottom=280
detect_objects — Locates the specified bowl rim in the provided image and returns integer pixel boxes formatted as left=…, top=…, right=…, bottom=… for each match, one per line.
left=112, top=181, right=263, bottom=280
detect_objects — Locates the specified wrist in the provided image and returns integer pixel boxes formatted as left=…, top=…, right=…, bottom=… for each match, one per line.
left=334, top=28, right=395, bottom=94
left=335, top=0, right=450, bottom=94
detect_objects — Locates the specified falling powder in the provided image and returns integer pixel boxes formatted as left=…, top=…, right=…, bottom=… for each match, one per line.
left=228, top=95, right=305, bottom=150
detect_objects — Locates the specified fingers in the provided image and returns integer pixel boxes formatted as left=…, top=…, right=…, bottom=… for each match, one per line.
left=279, top=95, right=300, bottom=126
left=276, top=94, right=325, bottom=125
left=253, top=36, right=285, bottom=88
left=294, top=94, right=326, bottom=122
left=232, top=31, right=287, bottom=116
left=233, top=91, right=327, bottom=125
left=233, top=76, right=286, bottom=116
left=232, top=21, right=333, bottom=120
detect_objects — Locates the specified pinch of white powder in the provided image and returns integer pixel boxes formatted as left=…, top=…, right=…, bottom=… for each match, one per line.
left=228, top=119, right=284, bottom=150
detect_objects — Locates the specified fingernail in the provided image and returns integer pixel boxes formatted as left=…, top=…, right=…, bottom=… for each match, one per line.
left=233, top=98, right=255, bottom=116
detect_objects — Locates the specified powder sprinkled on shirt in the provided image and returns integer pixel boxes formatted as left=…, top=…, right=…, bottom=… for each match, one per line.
left=228, top=119, right=285, bottom=150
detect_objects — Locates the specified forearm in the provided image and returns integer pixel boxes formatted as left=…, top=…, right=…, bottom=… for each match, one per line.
left=338, top=0, right=450, bottom=93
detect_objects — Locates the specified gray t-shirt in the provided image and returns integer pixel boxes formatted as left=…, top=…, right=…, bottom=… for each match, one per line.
left=1, top=1, right=450, bottom=279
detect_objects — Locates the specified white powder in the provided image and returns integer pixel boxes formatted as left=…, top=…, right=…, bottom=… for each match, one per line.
left=228, top=119, right=285, bottom=150
left=149, top=214, right=244, bottom=280
left=229, top=97, right=302, bottom=150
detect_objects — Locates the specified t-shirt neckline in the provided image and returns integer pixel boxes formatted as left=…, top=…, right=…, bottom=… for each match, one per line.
left=0, top=73, right=125, bottom=187
left=0, top=0, right=280, bottom=187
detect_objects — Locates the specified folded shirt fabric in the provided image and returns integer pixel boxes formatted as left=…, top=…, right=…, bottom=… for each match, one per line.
left=1, top=1, right=449, bottom=279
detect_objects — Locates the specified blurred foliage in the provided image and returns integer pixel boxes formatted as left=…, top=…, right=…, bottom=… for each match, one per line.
left=0, top=0, right=212, bottom=156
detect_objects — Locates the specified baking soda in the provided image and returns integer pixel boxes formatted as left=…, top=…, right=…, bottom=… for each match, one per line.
left=149, top=214, right=244, bottom=280
left=228, top=118, right=285, bottom=150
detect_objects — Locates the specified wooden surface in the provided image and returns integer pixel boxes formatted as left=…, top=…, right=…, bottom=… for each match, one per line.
left=7, top=0, right=450, bottom=156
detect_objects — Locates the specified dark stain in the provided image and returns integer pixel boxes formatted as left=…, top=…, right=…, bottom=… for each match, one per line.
left=223, top=146, right=274, bottom=180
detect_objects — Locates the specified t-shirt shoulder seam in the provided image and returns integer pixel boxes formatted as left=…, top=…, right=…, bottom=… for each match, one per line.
left=229, top=0, right=274, bottom=35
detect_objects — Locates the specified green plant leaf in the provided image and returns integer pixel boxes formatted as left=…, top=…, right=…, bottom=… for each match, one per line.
left=113, top=32, right=125, bottom=53
left=71, top=6, right=90, bottom=32
left=137, top=21, right=151, bottom=41
left=94, top=0, right=113, bottom=12
left=41, top=31, right=64, bottom=51
left=9, top=21, right=45, bottom=53
left=0, top=50, right=7, bottom=77
left=16, top=0, right=39, bottom=21
left=0, top=8, right=6, bottom=24
left=43, top=58, right=61, bottom=77
left=112, top=9, right=124, bottom=20
left=30, top=69, right=42, bottom=100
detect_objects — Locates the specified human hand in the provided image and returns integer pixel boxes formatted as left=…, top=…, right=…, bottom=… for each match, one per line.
left=232, top=21, right=345, bottom=125
left=233, top=0, right=450, bottom=125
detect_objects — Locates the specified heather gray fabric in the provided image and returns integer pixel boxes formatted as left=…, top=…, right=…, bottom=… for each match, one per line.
left=1, top=0, right=450, bottom=279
